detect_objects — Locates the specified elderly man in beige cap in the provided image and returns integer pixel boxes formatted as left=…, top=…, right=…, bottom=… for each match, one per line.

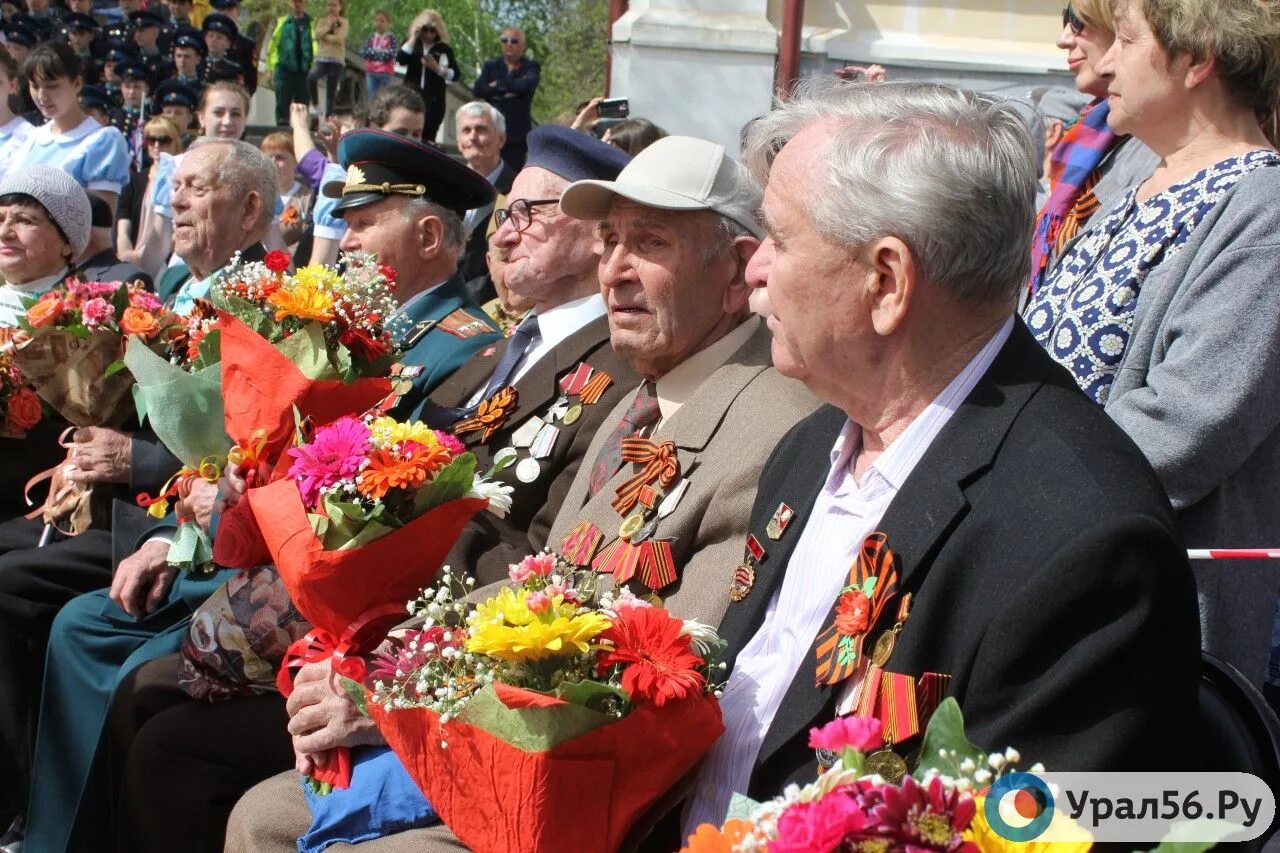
left=224, top=135, right=818, bottom=853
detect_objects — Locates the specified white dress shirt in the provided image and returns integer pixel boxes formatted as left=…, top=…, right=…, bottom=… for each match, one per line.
left=462, top=160, right=506, bottom=237
left=655, top=315, right=759, bottom=430
left=684, top=316, right=1014, bottom=832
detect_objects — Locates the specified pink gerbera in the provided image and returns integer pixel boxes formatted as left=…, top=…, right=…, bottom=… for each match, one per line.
left=433, top=430, right=465, bottom=455
left=286, top=416, right=371, bottom=509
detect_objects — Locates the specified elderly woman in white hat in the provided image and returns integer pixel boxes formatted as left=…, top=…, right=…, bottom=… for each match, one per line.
left=0, top=165, right=92, bottom=326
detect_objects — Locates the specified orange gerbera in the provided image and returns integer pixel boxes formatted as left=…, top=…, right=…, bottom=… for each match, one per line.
left=679, top=819, right=752, bottom=853
left=356, top=443, right=451, bottom=501
left=267, top=282, right=334, bottom=323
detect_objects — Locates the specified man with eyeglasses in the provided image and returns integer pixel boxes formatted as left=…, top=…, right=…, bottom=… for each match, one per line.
left=473, top=26, right=540, bottom=171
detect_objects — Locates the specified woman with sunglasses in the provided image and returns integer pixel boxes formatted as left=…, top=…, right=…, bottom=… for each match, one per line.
left=1025, top=0, right=1280, bottom=688
left=1029, top=0, right=1158, bottom=295
left=116, top=116, right=182, bottom=262
left=398, top=9, right=457, bottom=144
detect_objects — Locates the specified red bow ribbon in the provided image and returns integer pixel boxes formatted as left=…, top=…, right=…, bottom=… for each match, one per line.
left=611, top=438, right=679, bottom=516
left=275, top=602, right=407, bottom=696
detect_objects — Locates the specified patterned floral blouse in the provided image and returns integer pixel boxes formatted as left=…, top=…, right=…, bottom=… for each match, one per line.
left=1024, top=148, right=1280, bottom=404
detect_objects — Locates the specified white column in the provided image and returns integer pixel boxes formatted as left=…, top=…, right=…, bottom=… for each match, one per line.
left=609, top=0, right=778, bottom=155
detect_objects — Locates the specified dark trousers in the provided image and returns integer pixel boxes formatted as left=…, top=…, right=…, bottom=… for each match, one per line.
left=108, top=654, right=295, bottom=853
left=0, top=516, right=113, bottom=822
left=424, top=94, right=445, bottom=144
left=274, top=68, right=310, bottom=126
left=307, top=59, right=344, bottom=117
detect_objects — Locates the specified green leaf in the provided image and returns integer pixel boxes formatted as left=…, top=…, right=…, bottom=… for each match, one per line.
left=276, top=321, right=341, bottom=380
left=110, top=281, right=130, bottom=318
left=1140, top=820, right=1240, bottom=853
left=553, top=679, right=630, bottom=712
left=212, top=291, right=276, bottom=338
left=912, top=697, right=986, bottom=781
left=103, top=358, right=128, bottom=379
left=413, top=453, right=477, bottom=514
left=192, top=328, right=222, bottom=370
left=339, top=676, right=371, bottom=718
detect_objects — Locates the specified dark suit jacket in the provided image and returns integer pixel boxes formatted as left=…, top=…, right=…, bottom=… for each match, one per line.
left=473, top=56, right=540, bottom=152
left=717, top=321, right=1200, bottom=800
left=432, top=312, right=637, bottom=585
left=459, top=161, right=516, bottom=288
left=75, top=249, right=154, bottom=292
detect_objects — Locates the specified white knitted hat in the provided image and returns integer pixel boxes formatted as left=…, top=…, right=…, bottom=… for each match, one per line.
left=0, top=165, right=92, bottom=258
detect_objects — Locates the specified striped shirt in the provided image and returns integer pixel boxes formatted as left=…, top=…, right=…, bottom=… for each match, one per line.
left=684, top=316, right=1014, bottom=832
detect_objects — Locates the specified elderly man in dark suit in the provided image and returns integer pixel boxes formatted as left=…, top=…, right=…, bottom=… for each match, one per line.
left=472, top=26, right=539, bottom=171
left=677, top=79, right=1200, bottom=842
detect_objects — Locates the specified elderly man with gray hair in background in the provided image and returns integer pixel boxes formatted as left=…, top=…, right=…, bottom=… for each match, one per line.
left=455, top=99, right=515, bottom=294
left=677, top=78, right=1199, bottom=846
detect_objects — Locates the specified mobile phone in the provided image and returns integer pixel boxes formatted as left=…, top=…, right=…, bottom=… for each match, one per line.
left=597, top=97, right=629, bottom=120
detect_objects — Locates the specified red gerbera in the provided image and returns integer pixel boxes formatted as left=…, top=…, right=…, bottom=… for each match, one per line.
left=339, top=326, right=390, bottom=362
left=264, top=249, right=291, bottom=273
left=597, top=606, right=705, bottom=706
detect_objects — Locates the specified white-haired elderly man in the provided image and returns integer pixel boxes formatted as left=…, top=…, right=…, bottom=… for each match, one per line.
left=455, top=99, right=513, bottom=291
left=677, top=79, right=1200, bottom=845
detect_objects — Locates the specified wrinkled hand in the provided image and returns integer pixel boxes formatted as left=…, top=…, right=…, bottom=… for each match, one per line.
left=109, top=538, right=176, bottom=618
left=217, top=461, right=249, bottom=513
left=286, top=659, right=384, bottom=775
left=174, top=477, right=218, bottom=530
left=67, top=427, right=132, bottom=484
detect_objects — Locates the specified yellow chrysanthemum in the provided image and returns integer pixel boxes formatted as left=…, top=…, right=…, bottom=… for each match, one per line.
left=466, top=587, right=610, bottom=663
left=965, top=797, right=1092, bottom=853
left=292, top=264, right=345, bottom=294
left=368, top=416, right=440, bottom=450
left=267, top=282, right=335, bottom=323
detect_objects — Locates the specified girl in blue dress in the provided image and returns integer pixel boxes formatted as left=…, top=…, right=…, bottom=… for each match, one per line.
left=0, top=50, right=33, bottom=185
left=9, top=42, right=130, bottom=209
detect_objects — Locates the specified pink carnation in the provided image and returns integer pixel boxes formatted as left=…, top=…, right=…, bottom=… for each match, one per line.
left=87, top=281, right=121, bottom=298
left=286, top=416, right=371, bottom=509
left=771, top=789, right=872, bottom=853
left=81, top=297, right=114, bottom=328
left=433, top=430, right=465, bottom=455
left=808, top=715, right=884, bottom=754
left=129, top=289, right=162, bottom=311
left=508, top=553, right=555, bottom=583
left=526, top=591, right=550, bottom=613
left=611, top=591, right=653, bottom=616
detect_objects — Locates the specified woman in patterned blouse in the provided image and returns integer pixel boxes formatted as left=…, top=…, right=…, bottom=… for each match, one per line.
left=1024, top=0, right=1280, bottom=690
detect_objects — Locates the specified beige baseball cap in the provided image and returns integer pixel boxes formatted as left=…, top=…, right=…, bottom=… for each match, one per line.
left=559, top=135, right=764, bottom=238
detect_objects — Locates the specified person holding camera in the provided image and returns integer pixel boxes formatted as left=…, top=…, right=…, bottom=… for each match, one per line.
left=397, top=9, right=456, bottom=144
left=307, top=0, right=347, bottom=118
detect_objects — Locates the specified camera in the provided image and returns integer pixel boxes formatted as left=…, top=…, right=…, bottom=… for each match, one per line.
left=597, top=97, right=629, bottom=120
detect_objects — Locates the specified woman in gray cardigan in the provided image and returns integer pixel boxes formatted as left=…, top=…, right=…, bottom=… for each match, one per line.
left=1024, top=0, right=1280, bottom=688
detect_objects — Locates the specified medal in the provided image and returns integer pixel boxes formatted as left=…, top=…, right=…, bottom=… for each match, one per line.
left=766, top=502, right=795, bottom=540
left=729, top=561, right=756, bottom=602
left=562, top=403, right=583, bottom=425
left=871, top=629, right=897, bottom=668
left=530, top=423, right=560, bottom=459
left=558, top=363, right=593, bottom=396
left=631, top=518, right=658, bottom=543
left=515, top=457, right=541, bottom=483
left=509, top=416, right=544, bottom=449
left=656, top=479, right=689, bottom=519
left=492, top=446, right=518, bottom=470
left=865, top=749, right=908, bottom=784
left=618, top=511, right=645, bottom=540
left=547, top=395, right=570, bottom=422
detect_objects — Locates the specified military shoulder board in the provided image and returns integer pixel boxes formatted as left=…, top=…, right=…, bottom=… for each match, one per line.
left=437, top=309, right=494, bottom=340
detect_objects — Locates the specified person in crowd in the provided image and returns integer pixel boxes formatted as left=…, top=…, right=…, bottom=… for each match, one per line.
left=1029, top=0, right=1158, bottom=294
left=473, top=25, right=539, bottom=170
left=77, top=83, right=121, bottom=130
left=260, top=129, right=310, bottom=249
left=63, top=11, right=98, bottom=68
left=76, top=194, right=151, bottom=287
left=602, top=116, right=667, bottom=156
left=115, top=59, right=150, bottom=148
left=397, top=9, right=456, bottom=144
left=207, top=0, right=259, bottom=94
left=0, top=49, right=32, bottom=181
left=0, top=165, right=91, bottom=324
left=3, top=24, right=36, bottom=75
left=225, top=132, right=820, bottom=853
left=361, top=9, right=395, bottom=99
left=153, top=79, right=199, bottom=142
left=266, top=0, right=315, bottom=127
left=117, top=116, right=182, bottom=257
left=1024, top=0, right=1280, bottom=689
left=1024, top=85, right=1091, bottom=207
left=479, top=227, right=532, bottom=334
left=200, top=12, right=245, bottom=87
left=307, top=0, right=346, bottom=118
left=104, top=128, right=637, bottom=853
left=129, top=8, right=168, bottom=80
left=677, top=78, right=1200, bottom=847
left=167, top=28, right=205, bottom=90
left=10, top=43, right=130, bottom=208
left=455, top=99, right=513, bottom=291
left=15, top=138, right=276, bottom=853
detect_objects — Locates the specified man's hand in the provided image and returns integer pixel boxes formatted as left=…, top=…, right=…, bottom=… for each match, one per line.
left=218, top=461, right=249, bottom=513
left=289, top=101, right=311, bottom=133
left=286, top=659, right=383, bottom=775
left=109, top=538, right=176, bottom=618
left=174, top=477, right=218, bottom=530
left=66, top=426, right=132, bottom=484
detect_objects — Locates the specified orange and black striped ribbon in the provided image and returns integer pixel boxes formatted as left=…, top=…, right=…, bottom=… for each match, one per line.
left=559, top=520, right=604, bottom=567
left=592, top=537, right=642, bottom=584
left=591, top=537, right=679, bottom=591
left=813, top=532, right=898, bottom=687
left=1054, top=173, right=1102, bottom=254
left=639, top=538, right=677, bottom=590
left=611, top=438, right=679, bottom=516
left=453, top=386, right=518, bottom=443
left=579, top=371, right=612, bottom=405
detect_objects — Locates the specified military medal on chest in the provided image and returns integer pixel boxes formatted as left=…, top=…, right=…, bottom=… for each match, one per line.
left=590, top=437, right=685, bottom=593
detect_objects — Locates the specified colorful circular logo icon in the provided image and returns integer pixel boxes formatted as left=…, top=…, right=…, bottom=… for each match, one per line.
left=985, top=772, right=1055, bottom=842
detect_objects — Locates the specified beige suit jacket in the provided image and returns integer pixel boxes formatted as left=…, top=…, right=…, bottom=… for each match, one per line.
left=546, top=324, right=819, bottom=628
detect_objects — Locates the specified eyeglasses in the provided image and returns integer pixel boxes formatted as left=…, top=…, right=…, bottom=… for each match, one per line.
left=500, top=37, right=520, bottom=45
left=1062, top=4, right=1085, bottom=34
left=493, top=198, right=558, bottom=233
left=145, top=135, right=174, bottom=144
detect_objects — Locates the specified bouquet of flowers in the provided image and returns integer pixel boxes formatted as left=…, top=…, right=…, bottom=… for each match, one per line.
left=0, top=345, right=42, bottom=438
left=14, top=278, right=184, bottom=427
left=364, top=554, right=727, bottom=853
left=680, top=701, right=1090, bottom=853
left=247, top=412, right=511, bottom=788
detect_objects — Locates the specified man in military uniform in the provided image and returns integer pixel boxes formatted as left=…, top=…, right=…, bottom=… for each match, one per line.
left=152, top=79, right=198, bottom=143
left=200, top=13, right=244, bottom=87
left=115, top=59, right=150, bottom=149
left=95, top=40, right=138, bottom=97
left=208, top=0, right=257, bottom=93
left=62, top=12, right=100, bottom=69
left=129, top=9, right=171, bottom=80
left=167, top=28, right=205, bottom=93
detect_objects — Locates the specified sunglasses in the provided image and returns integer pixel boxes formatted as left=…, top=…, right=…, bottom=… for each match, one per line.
left=500, top=37, right=520, bottom=44
left=145, top=135, right=174, bottom=144
left=1062, top=4, right=1085, bottom=34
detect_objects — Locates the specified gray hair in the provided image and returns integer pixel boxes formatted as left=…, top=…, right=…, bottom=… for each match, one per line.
left=455, top=100, right=506, bottom=136
left=404, top=196, right=466, bottom=257
left=700, top=213, right=754, bottom=267
left=742, top=78, right=1037, bottom=305
left=187, top=137, right=277, bottom=235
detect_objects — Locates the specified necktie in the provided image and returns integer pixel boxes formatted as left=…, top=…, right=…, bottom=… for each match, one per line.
left=417, top=314, right=539, bottom=429
left=588, top=380, right=660, bottom=497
